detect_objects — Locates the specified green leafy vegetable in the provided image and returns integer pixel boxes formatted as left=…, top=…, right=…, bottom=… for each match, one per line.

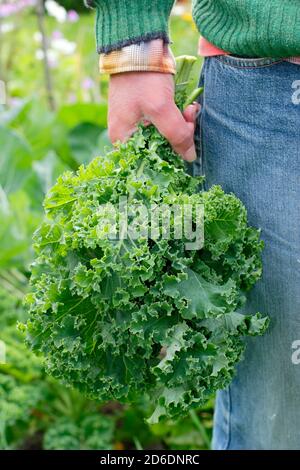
left=24, top=57, right=269, bottom=423
left=43, top=415, right=114, bottom=450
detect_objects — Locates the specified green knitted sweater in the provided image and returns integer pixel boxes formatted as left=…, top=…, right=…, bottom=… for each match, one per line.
left=85, top=0, right=300, bottom=57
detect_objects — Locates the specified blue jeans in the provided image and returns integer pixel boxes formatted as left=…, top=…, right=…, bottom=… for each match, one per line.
left=194, top=56, right=300, bottom=450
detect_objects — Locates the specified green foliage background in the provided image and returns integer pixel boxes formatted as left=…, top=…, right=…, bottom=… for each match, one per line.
left=56, top=1, right=88, bottom=12
left=0, top=4, right=213, bottom=450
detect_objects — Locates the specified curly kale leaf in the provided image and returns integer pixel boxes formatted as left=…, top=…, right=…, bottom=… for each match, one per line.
left=24, top=128, right=269, bottom=423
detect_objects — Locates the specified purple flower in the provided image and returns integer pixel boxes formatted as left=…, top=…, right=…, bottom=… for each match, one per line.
left=0, top=0, right=36, bottom=18
left=52, top=30, right=63, bottom=40
left=67, top=10, right=79, bottom=23
left=82, top=77, right=95, bottom=90
left=9, top=97, right=23, bottom=108
left=68, top=93, right=77, bottom=104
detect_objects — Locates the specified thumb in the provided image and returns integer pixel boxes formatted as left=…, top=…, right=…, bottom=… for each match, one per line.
left=183, top=102, right=201, bottom=127
left=149, top=101, right=197, bottom=161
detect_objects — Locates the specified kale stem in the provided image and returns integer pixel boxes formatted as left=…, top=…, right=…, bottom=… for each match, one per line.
left=136, top=159, right=146, bottom=179
left=175, top=55, right=197, bottom=88
left=184, top=87, right=204, bottom=108
left=133, top=436, right=143, bottom=450
left=175, top=55, right=198, bottom=109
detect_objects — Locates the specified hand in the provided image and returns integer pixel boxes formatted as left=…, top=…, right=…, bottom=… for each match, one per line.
left=108, top=72, right=199, bottom=161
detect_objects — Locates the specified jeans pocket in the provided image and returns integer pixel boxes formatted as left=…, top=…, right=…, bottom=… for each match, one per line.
left=216, top=54, right=284, bottom=69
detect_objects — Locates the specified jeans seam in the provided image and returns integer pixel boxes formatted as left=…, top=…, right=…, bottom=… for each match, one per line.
left=194, top=62, right=205, bottom=179
left=224, top=386, right=232, bottom=450
left=215, top=56, right=284, bottom=69
left=195, top=110, right=203, bottom=174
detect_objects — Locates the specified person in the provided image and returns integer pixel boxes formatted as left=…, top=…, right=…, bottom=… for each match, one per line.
left=85, top=0, right=300, bottom=450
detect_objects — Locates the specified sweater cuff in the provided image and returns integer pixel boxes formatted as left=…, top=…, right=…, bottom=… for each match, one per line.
left=92, top=0, right=175, bottom=54
left=99, top=39, right=176, bottom=75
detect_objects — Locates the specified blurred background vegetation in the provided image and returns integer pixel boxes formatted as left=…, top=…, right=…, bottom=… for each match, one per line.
left=0, top=0, right=211, bottom=450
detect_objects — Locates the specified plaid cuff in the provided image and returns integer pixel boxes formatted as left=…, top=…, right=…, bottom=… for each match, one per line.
left=99, top=39, right=176, bottom=75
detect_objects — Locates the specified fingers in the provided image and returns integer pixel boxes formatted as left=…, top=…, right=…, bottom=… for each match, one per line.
left=183, top=102, right=201, bottom=126
left=148, top=101, right=198, bottom=161
left=108, top=72, right=200, bottom=161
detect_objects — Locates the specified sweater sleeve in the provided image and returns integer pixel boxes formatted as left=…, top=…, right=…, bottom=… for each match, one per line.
left=84, top=0, right=175, bottom=54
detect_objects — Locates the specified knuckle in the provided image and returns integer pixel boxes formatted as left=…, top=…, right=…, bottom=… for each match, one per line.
left=145, top=99, right=169, bottom=117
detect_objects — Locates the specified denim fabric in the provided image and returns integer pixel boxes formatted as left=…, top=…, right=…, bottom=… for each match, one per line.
left=194, top=56, right=300, bottom=450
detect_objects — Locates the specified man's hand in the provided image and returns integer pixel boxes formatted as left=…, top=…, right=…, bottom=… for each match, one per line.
left=108, top=72, right=199, bottom=161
